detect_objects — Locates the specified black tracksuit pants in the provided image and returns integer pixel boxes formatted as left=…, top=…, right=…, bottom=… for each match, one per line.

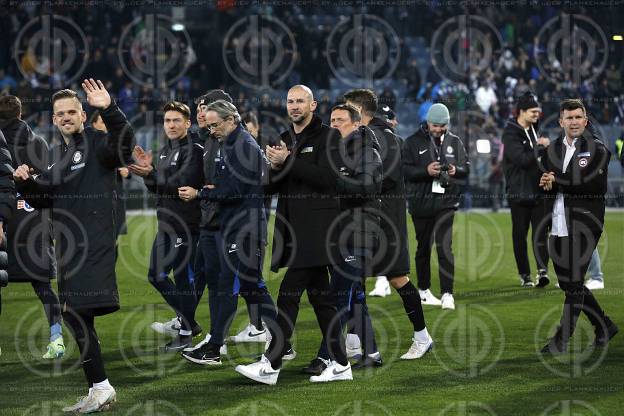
left=412, top=209, right=455, bottom=294
left=549, top=233, right=608, bottom=341
left=63, top=310, right=106, bottom=386
left=509, top=200, right=550, bottom=276
left=266, top=266, right=347, bottom=368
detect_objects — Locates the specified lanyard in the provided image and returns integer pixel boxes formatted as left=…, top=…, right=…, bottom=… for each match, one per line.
left=429, top=133, right=445, bottom=161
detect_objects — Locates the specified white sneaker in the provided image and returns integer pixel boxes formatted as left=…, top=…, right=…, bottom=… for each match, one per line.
left=78, top=386, right=116, bottom=413
left=183, top=333, right=227, bottom=355
left=309, top=360, right=353, bottom=383
left=235, top=355, right=280, bottom=385
left=230, top=323, right=267, bottom=343
left=345, top=333, right=362, bottom=359
left=401, top=335, right=434, bottom=360
left=62, top=391, right=91, bottom=413
left=585, top=279, right=604, bottom=291
left=368, top=276, right=391, bottom=297
left=419, top=289, right=442, bottom=306
left=441, top=293, right=455, bottom=310
left=150, top=316, right=180, bottom=337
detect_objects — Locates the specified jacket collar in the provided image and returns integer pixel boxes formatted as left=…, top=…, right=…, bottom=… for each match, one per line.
left=224, top=123, right=243, bottom=146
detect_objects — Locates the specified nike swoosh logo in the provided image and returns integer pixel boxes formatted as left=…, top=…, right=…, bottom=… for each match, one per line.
left=247, top=331, right=265, bottom=338
left=419, top=149, right=428, bottom=155
left=48, top=163, right=56, bottom=170
left=259, top=369, right=278, bottom=377
left=160, top=155, right=167, bottom=159
left=332, top=367, right=349, bottom=375
left=174, top=243, right=183, bottom=248
left=228, top=249, right=237, bottom=253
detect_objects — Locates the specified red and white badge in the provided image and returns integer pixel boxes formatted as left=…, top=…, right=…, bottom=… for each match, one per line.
left=578, top=158, right=588, bottom=167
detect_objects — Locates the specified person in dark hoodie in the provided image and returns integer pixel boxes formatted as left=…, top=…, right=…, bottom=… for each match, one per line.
left=502, top=92, right=551, bottom=288
left=538, top=98, right=617, bottom=354
left=343, top=89, right=433, bottom=365
left=0, top=95, right=60, bottom=359
left=403, top=103, right=469, bottom=311
left=14, top=79, right=134, bottom=413
left=129, top=101, right=204, bottom=352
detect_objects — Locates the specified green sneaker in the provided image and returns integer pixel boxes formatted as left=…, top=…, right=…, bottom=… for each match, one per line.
left=43, top=337, right=65, bottom=359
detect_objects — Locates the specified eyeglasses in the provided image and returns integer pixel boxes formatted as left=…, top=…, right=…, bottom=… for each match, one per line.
left=207, top=117, right=230, bottom=131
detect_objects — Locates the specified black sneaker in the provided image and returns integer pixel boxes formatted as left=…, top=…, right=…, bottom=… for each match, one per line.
left=535, top=270, right=550, bottom=288
left=164, top=334, right=192, bottom=352
left=540, top=337, right=567, bottom=355
left=519, top=274, right=534, bottom=287
left=181, top=343, right=222, bottom=365
left=352, top=353, right=383, bottom=369
left=191, top=323, right=203, bottom=337
left=594, top=319, right=619, bottom=347
left=302, top=357, right=329, bottom=376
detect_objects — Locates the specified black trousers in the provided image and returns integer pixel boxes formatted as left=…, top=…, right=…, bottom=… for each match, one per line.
left=549, top=234, right=607, bottom=341
left=509, top=200, right=550, bottom=276
left=412, top=209, right=455, bottom=294
left=63, top=309, right=106, bottom=386
left=266, top=266, right=347, bottom=368
left=31, top=280, right=62, bottom=327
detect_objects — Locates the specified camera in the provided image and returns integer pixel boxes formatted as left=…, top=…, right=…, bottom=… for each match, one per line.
left=438, top=164, right=451, bottom=188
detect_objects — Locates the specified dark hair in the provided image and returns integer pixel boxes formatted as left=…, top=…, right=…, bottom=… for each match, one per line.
left=163, top=101, right=191, bottom=119
left=331, top=103, right=362, bottom=123
left=51, top=89, right=80, bottom=108
left=0, top=95, right=22, bottom=120
left=88, top=110, right=102, bottom=126
left=343, top=89, right=378, bottom=117
left=242, top=112, right=258, bottom=126
left=559, top=99, right=586, bottom=117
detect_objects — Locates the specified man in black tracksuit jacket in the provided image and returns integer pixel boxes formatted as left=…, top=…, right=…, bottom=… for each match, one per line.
left=538, top=99, right=617, bottom=354
left=0, top=96, right=60, bottom=359
left=403, top=104, right=469, bottom=310
left=14, top=80, right=134, bottom=411
left=502, top=92, right=551, bottom=287
left=344, top=89, right=432, bottom=364
left=129, top=101, right=204, bottom=352
left=0, top=127, right=14, bottom=320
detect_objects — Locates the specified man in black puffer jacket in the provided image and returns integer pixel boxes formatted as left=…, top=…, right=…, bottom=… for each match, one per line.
left=502, top=92, right=551, bottom=288
left=403, top=103, right=469, bottom=311
left=0, top=95, right=60, bottom=359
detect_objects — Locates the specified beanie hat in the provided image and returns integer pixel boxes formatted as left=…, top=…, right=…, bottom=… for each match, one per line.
left=516, top=91, right=539, bottom=111
left=426, top=103, right=450, bottom=125
left=196, top=89, right=233, bottom=106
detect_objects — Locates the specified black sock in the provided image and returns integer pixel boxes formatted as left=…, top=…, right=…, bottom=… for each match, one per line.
left=397, top=281, right=426, bottom=331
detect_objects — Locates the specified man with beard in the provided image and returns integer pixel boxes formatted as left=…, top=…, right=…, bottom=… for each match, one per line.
left=343, top=89, right=433, bottom=364
left=235, top=85, right=347, bottom=384
left=403, top=103, right=469, bottom=311
left=538, top=99, right=617, bottom=353
left=502, top=92, right=552, bottom=288
left=0, top=95, right=59, bottom=359
left=14, top=79, right=134, bottom=413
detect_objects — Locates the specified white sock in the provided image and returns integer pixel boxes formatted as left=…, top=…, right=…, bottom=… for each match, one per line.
left=92, top=379, right=112, bottom=391
left=414, top=328, right=430, bottom=343
left=179, top=329, right=192, bottom=336
left=346, top=333, right=360, bottom=347
left=376, top=276, right=388, bottom=282
left=88, top=387, right=93, bottom=396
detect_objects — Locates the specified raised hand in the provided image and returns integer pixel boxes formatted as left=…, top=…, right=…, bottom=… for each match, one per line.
left=81, top=78, right=111, bottom=109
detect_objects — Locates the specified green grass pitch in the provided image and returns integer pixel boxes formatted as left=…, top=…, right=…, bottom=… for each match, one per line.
left=1, top=212, right=622, bottom=415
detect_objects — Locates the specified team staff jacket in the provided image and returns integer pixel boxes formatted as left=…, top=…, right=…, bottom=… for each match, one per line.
left=333, top=126, right=383, bottom=257
left=501, top=119, right=547, bottom=204
left=0, top=130, right=13, bottom=224
left=143, top=133, right=204, bottom=235
left=17, top=102, right=134, bottom=315
left=403, top=123, right=469, bottom=218
left=0, top=118, right=55, bottom=283
left=198, top=127, right=220, bottom=231
left=199, top=123, right=267, bottom=244
left=540, top=130, right=610, bottom=236
left=265, top=115, right=341, bottom=272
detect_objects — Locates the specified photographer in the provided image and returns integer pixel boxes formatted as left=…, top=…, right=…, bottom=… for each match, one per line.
left=403, top=104, right=469, bottom=310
